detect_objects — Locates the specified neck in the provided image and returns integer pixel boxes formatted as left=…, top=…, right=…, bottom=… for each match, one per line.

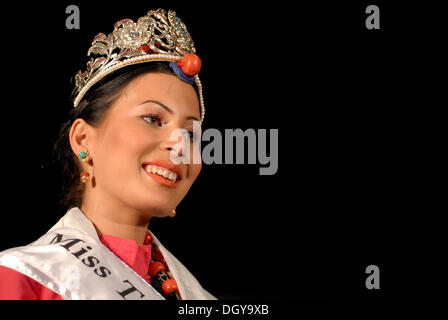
left=81, top=190, right=151, bottom=245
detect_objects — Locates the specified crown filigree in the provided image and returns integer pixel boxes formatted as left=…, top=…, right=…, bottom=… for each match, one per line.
left=74, top=8, right=204, bottom=122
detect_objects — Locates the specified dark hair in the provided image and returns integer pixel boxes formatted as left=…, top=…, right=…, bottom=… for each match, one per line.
left=52, top=62, right=189, bottom=212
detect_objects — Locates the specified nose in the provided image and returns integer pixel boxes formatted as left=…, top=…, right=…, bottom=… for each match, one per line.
left=167, top=145, right=183, bottom=158
left=163, top=142, right=183, bottom=161
left=161, top=129, right=189, bottom=160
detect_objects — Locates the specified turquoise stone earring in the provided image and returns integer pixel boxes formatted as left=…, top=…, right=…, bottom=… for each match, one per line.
left=79, top=150, right=90, bottom=183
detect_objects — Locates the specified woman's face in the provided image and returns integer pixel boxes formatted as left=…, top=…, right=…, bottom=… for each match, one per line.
left=86, top=72, right=202, bottom=217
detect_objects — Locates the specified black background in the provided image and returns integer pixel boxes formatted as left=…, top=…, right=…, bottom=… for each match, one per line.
left=0, top=0, right=441, bottom=303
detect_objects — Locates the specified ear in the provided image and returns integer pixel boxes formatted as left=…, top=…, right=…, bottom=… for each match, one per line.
left=69, top=118, right=93, bottom=157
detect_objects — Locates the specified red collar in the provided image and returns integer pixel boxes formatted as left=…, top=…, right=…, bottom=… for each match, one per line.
left=99, top=234, right=152, bottom=283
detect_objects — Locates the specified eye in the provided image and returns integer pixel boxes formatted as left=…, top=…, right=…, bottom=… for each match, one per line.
left=142, top=114, right=162, bottom=127
left=188, top=131, right=197, bottom=142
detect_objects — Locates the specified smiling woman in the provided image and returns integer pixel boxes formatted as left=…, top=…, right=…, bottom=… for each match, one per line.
left=60, top=62, right=201, bottom=215
left=68, top=68, right=202, bottom=221
left=0, top=9, right=214, bottom=300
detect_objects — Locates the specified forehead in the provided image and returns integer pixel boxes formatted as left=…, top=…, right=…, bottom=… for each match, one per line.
left=114, top=72, right=200, bottom=116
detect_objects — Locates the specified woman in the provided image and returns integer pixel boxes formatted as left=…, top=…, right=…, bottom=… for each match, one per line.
left=0, top=8, right=215, bottom=300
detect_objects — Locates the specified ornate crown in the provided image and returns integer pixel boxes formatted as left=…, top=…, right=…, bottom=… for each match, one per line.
left=74, top=8, right=205, bottom=122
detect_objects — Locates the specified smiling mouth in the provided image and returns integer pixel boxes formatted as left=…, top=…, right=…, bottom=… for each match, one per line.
left=144, top=164, right=179, bottom=181
left=142, top=164, right=182, bottom=187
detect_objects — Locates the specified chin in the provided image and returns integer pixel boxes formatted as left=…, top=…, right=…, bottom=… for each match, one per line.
left=131, top=196, right=175, bottom=217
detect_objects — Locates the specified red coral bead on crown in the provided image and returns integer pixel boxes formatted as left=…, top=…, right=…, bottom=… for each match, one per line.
left=177, top=53, right=201, bottom=77
left=139, top=42, right=161, bottom=55
left=139, top=44, right=150, bottom=54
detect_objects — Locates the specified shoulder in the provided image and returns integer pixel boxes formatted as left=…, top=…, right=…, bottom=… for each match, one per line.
left=0, top=233, right=71, bottom=300
left=0, top=265, right=62, bottom=300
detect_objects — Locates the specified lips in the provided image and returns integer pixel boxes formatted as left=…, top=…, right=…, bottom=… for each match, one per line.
left=142, top=160, right=183, bottom=188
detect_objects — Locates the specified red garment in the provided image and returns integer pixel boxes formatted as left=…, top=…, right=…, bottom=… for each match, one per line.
left=0, top=234, right=152, bottom=300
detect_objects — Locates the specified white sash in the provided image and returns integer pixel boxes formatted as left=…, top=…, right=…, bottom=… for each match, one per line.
left=0, top=208, right=216, bottom=300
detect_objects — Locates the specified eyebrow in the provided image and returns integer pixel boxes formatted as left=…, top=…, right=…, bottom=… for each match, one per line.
left=138, top=99, right=200, bottom=121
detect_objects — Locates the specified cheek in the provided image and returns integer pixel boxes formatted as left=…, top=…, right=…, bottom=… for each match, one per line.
left=107, top=123, right=155, bottom=154
left=188, top=163, right=202, bottom=181
left=96, top=122, right=158, bottom=174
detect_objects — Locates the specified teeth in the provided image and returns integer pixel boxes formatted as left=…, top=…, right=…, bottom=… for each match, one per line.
left=145, top=165, right=178, bottom=182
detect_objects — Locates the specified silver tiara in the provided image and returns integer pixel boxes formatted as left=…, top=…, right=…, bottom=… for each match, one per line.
left=73, top=8, right=204, bottom=123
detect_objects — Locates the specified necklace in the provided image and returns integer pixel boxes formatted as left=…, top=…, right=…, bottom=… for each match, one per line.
left=144, top=231, right=181, bottom=300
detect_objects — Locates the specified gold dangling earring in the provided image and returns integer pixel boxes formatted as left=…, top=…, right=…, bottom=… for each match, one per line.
left=169, top=209, right=176, bottom=218
left=79, top=150, right=90, bottom=183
